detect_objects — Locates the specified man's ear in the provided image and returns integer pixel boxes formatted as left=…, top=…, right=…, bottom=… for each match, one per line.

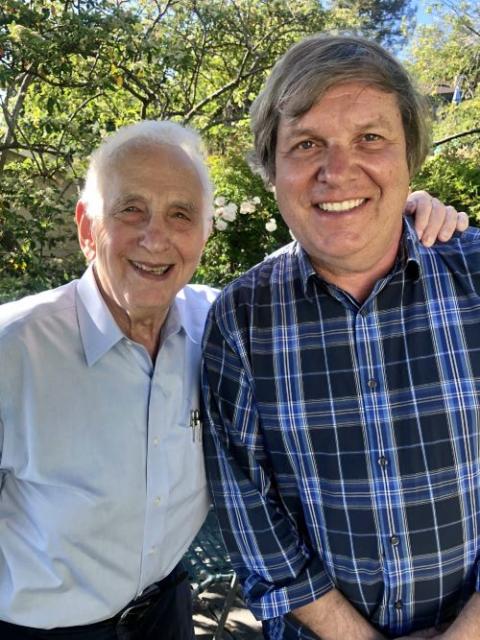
left=75, top=201, right=96, bottom=263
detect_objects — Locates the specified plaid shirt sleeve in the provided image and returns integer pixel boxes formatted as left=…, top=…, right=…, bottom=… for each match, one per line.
left=202, top=302, right=334, bottom=620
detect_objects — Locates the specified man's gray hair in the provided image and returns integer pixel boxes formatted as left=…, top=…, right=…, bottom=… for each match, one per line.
left=250, top=34, right=431, bottom=183
left=81, top=120, right=213, bottom=219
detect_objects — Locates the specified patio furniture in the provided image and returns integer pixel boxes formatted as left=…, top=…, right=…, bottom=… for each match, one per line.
left=185, top=509, right=240, bottom=639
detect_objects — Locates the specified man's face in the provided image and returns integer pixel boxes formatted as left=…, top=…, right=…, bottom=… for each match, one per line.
left=274, top=82, right=411, bottom=280
left=77, top=143, right=210, bottom=328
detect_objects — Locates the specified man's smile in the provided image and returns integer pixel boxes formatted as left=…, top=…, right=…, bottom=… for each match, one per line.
left=315, top=198, right=366, bottom=212
left=129, top=260, right=172, bottom=276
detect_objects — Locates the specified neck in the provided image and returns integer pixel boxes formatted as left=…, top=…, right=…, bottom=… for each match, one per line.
left=93, top=269, right=168, bottom=360
left=312, top=243, right=401, bottom=304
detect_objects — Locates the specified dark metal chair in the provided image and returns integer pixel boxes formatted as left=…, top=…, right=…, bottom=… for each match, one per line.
left=185, top=509, right=239, bottom=639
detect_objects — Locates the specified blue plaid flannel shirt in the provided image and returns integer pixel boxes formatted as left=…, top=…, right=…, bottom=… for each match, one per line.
left=202, top=220, right=480, bottom=639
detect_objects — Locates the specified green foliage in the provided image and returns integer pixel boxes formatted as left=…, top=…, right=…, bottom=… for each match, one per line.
left=330, top=0, right=416, bottom=50
left=195, top=155, right=290, bottom=288
left=407, top=1, right=480, bottom=226
left=412, top=150, right=480, bottom=223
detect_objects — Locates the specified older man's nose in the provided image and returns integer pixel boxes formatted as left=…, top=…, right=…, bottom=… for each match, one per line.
left=138, top=218, right=171, bottom=252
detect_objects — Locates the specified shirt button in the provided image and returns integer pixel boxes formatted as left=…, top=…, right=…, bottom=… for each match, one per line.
left=390, top=535, right=400, bottom=546
left=394, top=599, right=403, bottom=610
left=378, top=456, right=388, bottom=467
left=154, top=496, right=162, bottom=506
left=368, top=378, right=377, bottom=389
left=148, top=546, right=157, bottom=555
left=153, top=437, right=159, bottom=446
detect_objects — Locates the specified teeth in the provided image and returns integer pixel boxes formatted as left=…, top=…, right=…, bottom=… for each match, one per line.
left=317, top=199, right=365, bottom=212
left=131, top=261, right=169, bottom=275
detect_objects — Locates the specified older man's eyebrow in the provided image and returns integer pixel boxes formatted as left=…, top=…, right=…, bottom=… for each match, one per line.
left=169, top=199, right=200, bottom=214
left=111, top=193, right=147, bottom=207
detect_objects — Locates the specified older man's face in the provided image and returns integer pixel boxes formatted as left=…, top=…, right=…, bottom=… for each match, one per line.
left=274, top=82, right=410, bottom=282
left=77, top=143, right=210, bottom=329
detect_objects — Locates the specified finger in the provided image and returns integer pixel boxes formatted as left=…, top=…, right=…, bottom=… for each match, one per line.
left=436, top=205, right=459, bottom=242
left=427, top=208, right=469, bottom=244
left=455, top=210, right=469, bottom=232
left=419, top=197, right=443, bottom=247
left=404, top=190, right=431, bottom=240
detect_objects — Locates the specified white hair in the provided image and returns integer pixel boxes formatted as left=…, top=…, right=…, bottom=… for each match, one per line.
left=80, top=120, right=213, bottom=219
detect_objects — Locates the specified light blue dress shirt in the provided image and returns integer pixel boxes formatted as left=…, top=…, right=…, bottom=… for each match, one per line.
left=0, top=266, right=218, bottom=628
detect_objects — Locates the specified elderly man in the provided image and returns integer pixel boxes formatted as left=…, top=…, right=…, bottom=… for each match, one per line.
left=202, top=35, right=480, bottom=640
left=0, top=121, right=217, bottom=639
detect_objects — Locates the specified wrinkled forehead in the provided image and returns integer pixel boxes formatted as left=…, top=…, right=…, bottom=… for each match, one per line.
left=105, top=140, right=197, bottom=177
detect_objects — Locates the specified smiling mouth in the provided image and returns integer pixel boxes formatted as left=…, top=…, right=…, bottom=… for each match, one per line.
left=130, top=260, right=172, bottom=276
left=316, top=198, right=366, bottom=212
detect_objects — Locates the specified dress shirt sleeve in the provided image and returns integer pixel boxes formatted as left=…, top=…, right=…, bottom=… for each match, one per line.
left=202, top=307, right=334, bottom=621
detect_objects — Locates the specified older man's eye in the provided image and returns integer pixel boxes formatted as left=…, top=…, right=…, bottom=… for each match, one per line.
left=173, top=211, right=190, bottom=221
left=116, top=207, right=145, bottom=223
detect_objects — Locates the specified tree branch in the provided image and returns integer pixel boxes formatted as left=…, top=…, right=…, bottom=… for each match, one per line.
left=433, top=127, right=480, bottom=147
left=0, top=67, right=35, bottom=174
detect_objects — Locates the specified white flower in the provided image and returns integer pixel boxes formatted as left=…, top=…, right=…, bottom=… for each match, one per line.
left=214, top=196, right=226, bottom=207
left=265, top=218, right=277, bottom=232
left=252, top=196, right=261, bottom=204
left=215, top=218, right=228, bottom=231
left=240, top=200, right=256, bottom=214
left=222, top=202, right=238, bottom=222
left=214, top=207, right=224, bottom=218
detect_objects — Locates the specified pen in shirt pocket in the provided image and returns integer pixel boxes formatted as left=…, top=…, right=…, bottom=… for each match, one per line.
left=189, top=409, right=202, bottom=442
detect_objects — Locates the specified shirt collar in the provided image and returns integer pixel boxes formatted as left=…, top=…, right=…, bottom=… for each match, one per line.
left=296, top=216, right=421, bottom=298
left=77, top=265, right=203, bottom=366
left=76, top=265, right=125, bottom=367
left=400, top=216, right=421, bottom=281
left=170, top=286, right=209, bottom=345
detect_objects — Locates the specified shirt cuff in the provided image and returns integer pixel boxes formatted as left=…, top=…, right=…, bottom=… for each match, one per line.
left=243, top=555, right=334, bottom=620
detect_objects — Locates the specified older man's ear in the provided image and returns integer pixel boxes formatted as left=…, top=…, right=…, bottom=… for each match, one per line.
left=75, top=201, right=97, bottom=263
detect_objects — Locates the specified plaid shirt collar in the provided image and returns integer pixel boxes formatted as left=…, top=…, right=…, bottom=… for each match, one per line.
left=295, top=216, right=421, bottom=301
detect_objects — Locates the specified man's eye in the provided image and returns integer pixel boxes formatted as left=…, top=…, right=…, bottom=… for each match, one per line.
left=297, top=140, right=315, bottom=150
left=173, top=211, right=190, bottom=220
left=116, top=207, right=145, bottom=223
left=363, top=133, right=382, bottom=142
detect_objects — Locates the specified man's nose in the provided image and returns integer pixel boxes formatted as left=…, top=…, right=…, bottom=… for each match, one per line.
left=138, top=217, right=171, bottom=252
left=317, top=144, right=354, bottom=185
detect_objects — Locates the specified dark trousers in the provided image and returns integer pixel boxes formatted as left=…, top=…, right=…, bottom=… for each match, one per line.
left=0, top=564, right=194, bottom=640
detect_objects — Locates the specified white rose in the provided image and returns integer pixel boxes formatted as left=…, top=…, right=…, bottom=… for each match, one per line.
left=215, top=218, right=228, bottom=231
left=214, top=196, right=226, bottom=207
left=265, top=218, right=277, bottom=232
left=222, top=202, right=238, bottom=222
left=240, top=200, right=256, bottom=214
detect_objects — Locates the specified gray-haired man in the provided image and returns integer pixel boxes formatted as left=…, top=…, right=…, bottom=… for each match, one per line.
left=0, top=121, right=216, bottom=640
